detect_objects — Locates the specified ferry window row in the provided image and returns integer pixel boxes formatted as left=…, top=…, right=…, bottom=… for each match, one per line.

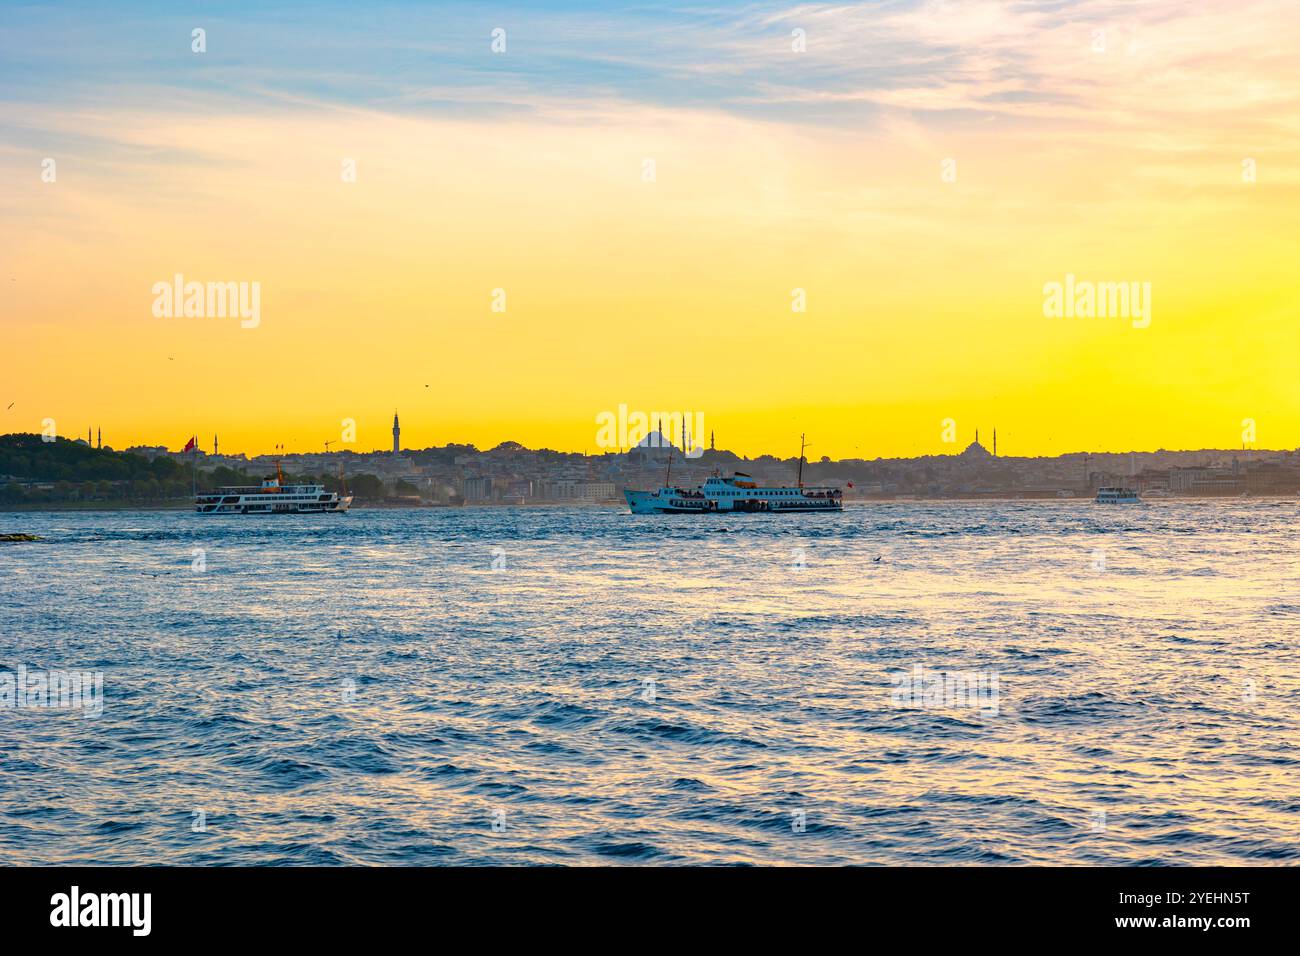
left=717, top=490, right=806, bottom=495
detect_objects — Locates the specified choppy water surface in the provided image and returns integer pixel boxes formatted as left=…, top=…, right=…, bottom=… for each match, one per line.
left=1, top=502, right=1298, bottom=865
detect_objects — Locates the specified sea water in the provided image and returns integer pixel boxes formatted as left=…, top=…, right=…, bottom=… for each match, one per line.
left=1, top=502, right=1297, bottom=865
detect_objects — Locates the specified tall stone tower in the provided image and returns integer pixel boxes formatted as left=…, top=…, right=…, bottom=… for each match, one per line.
left=392, top=411, right=400, bottom=454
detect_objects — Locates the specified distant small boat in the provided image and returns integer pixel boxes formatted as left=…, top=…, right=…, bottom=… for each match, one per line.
left=1094, top=486, right=1141, bottom=504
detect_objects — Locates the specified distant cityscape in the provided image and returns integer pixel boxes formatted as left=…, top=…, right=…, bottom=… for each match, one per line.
left=38, top=411, right=1300, bottom=504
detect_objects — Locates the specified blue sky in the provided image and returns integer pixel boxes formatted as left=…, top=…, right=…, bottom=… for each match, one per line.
left=0, top=1, right=1077, bottom=126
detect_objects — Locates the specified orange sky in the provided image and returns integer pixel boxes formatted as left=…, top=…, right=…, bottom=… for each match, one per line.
left=2, top=1, right=1298, bottom=458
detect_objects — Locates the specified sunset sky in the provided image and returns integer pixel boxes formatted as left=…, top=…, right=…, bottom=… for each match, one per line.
left=2, top=0, right=1298, bottom=458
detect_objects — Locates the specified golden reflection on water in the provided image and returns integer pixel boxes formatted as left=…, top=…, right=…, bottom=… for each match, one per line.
left=1, top=501, right=1297, bottom=864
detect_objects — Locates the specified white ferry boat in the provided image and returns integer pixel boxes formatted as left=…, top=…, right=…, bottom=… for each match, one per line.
left=1094, top=486, right=1141, bottom=504
left=624, top=435, right=843, bottom=514
left=195, top=463, right=352, bottom=514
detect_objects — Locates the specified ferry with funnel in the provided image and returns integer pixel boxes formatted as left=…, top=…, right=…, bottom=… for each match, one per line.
left=625, top=473, right=842, bottom=514
left=623, top=435, right=843, bottom=514
left=195, top=462, right=352, bottom=514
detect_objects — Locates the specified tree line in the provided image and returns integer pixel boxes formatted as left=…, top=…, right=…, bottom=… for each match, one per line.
left=0, top=434, right=403, bottom=505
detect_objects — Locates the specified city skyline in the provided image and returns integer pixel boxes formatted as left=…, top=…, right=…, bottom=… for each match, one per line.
left=8, top=420, right=1298, bottom=506
left=3, top=1, right=1298, bottom=459
left=8, top=416, right=1291, bottom=462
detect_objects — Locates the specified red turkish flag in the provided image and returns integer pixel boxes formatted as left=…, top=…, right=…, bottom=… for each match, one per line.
left=182, top=436, right=196, bottom=452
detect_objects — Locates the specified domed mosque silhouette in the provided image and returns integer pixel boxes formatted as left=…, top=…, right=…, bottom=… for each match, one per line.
left=960, top=428, right=997, bottom=458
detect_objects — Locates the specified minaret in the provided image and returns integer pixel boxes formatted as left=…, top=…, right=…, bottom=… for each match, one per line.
left=993, top=428, right=997, bottom=457
left=975, top=428, right=979, bottom=447
left=392, top=411, right=400, bottom=454
left=710, top=430, right=715, bottom=452
left=97, top=427, right=101, bottom=449
left=214, top=434, right=219, bottom=456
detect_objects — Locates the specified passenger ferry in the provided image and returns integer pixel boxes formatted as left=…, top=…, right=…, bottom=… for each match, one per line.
left=1094, top=486, right=1141, bottom=504
left=624, top=435, right=843, bottom=515
left=624, top=474, right=843, bottom=514
left=195, top=462, right=352, bottom=514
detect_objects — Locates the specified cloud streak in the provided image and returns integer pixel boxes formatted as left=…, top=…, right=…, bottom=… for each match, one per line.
left=3, top=1, right=1298, bottom=130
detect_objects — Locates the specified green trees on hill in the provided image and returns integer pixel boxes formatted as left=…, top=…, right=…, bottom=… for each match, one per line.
left=0, top=434, right=186, bottom=504
left=0, top=433, right=184, bottom=483
left=204, top=465, right=256, bottom=489
left=342, top=473, right=384, bottom=498
left=0, top=433, right=403, bottom=506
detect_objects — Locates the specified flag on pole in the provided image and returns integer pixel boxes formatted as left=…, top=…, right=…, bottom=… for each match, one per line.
left=183, top=436, right=196, bottom=453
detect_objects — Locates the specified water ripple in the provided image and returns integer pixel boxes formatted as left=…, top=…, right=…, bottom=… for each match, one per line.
left=1, top=501, right=1297, bottom=864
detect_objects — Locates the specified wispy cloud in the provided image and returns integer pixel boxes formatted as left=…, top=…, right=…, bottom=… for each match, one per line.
left=4, top=1, right=1298, bottom=129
